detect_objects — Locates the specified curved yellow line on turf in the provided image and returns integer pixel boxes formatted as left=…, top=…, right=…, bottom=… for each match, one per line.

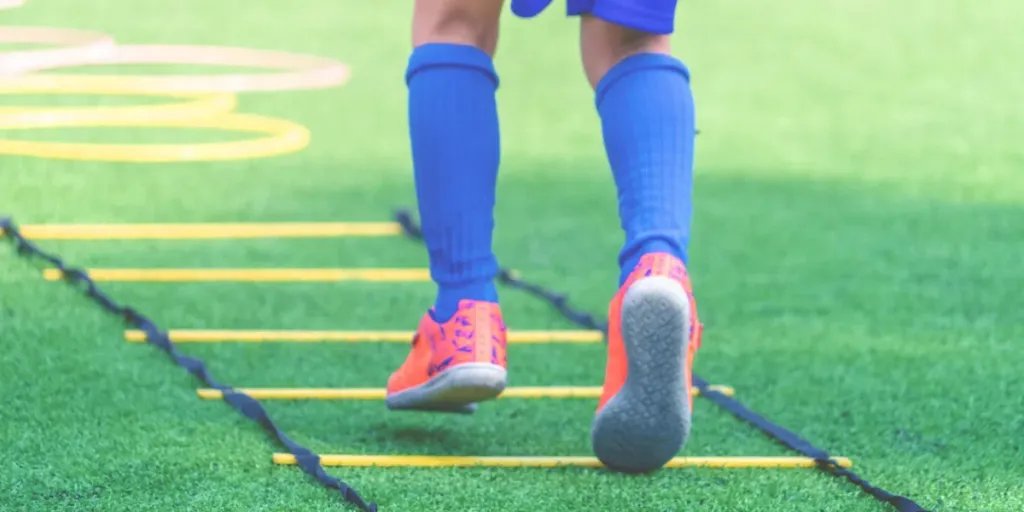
left=0, top=5, right=349, bottom=163
left=0, top=87, right=236, bottom=128
left=0, top=44, right=351, bottom=94
left=197, top=385, right=734, bottom=400
left=0, top=112, right=309, bottom=162
left=272, top=454, right=853, bottom=469
left=123, top=328, right=604, bottom=343
left=0, top=80, right=314, bottom=162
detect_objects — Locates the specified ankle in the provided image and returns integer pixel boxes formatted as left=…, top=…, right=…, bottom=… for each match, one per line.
left=619, top=239, right=686, bottom=285
left=432, top=279, right=499, bottom=322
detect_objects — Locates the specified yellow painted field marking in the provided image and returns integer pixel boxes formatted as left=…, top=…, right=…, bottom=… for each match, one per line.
left=0, top=112, right=310, bottom=162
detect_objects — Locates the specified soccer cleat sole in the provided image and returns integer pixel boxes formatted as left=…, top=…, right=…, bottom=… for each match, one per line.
left=591, top=276, right=692, bottom=473
left=386, top=363, right=507, bottom=414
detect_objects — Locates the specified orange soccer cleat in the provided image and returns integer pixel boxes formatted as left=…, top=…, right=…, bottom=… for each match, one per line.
left=386, top=300, right=508, bottom=414
left=591, top=252, right=703, bottom=472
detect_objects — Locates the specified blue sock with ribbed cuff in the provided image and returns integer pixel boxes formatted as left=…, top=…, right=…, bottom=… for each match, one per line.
left=596, top=53, right=696, bottom=285
left=406, top=43, right=501, bottom=322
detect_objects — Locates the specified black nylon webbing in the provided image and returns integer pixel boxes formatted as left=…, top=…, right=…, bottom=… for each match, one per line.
left=1, top=217, right=377, bottom=512
left=2, top=209, right=931, bottom=511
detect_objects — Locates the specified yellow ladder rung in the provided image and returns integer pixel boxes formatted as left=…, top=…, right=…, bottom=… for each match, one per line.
left=272, top=453, right=853, bottom=469
left=125, top=329, right=605, bottom=343
left=9, top=221, right=403, bottom=240
left=43, top=268, right=430, bottom=282
left=196, top=385, right=735, bottom=400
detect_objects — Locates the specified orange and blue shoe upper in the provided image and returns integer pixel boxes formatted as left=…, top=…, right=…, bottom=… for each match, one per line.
left=387, top=300, right=508, bottom=396
left=598, top=252, right=703, bottom=412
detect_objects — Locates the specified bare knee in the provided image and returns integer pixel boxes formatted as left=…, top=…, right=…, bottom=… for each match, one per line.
left=579, top=15, right=672, bottom=89
left=413, top=0, right=504, bottom=56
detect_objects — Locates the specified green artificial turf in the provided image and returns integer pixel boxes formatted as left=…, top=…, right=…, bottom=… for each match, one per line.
left=2, top=0, right=1023, bottom=510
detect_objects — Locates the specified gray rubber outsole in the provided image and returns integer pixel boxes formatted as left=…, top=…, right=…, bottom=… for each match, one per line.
left=386, top=363, right=507, bottom=414
left=591, top=276, right=693, bottom=473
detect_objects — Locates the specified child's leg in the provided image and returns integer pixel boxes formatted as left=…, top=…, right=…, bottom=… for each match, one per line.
left=409, top=0, right=505, bottom=322
left=580, top=10, right=694, bottom=285
left=578, top=3, right=702, bottom=473
left=385, top=0, right=509, bottom=414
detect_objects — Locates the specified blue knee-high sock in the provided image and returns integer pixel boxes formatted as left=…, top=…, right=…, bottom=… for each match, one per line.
left=596, top=53, right=696, bottom=285
left=406, top=43, right=500, bottom=322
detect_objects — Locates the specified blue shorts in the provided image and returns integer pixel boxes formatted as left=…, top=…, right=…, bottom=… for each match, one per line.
left=511, top=0, right=678, bottom=35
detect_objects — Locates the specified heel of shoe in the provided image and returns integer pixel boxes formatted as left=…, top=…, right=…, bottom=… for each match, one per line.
left=592, top=276, right=692, bottom=473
